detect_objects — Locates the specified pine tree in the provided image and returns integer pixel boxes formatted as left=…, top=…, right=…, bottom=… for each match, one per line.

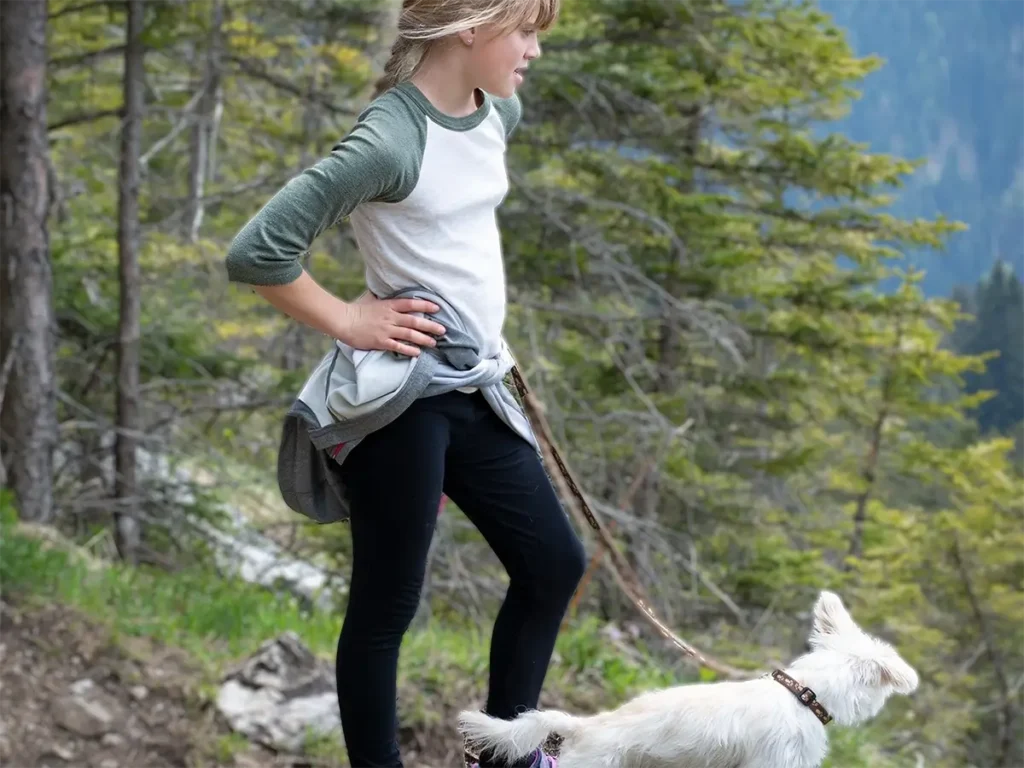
left=504, top=0, right=962, bottom=607
left=952, top=261, right=1024, bottom=435
left=0, top=0, right=57, bottom=522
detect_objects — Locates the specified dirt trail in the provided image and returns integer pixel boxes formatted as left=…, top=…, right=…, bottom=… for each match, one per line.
left=0, top=592, right=496, bottom=767
left=0, top=595, right=287, bottom=768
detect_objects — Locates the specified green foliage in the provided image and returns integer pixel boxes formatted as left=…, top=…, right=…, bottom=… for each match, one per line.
left=0, top=489, right=17, bottom=527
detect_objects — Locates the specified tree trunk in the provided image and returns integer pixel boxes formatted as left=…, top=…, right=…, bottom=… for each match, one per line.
left=846, top=320, right=902, bottom=566
left=184, top=0, right=222, bottom=243
left=655, top=106, right=702, bottom=391
left=114, top=0, right=145, bottom=562
left=374, top=0, right=401, bottom=73
left=0, top=0, right=57, bottom=523
left=846, top=402, right=888, bottom=563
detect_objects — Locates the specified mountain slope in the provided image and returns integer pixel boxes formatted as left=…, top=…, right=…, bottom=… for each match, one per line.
left=819, top=0, right=1024, bottom=296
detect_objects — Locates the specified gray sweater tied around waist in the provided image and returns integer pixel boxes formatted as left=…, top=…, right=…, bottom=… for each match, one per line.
left=277, top=286, right=540, bottom=524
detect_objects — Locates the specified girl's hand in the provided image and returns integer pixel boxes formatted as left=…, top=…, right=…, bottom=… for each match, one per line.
left=337, top=293, right=447, bottom=357
left=248, top=271, right=446, bottom=358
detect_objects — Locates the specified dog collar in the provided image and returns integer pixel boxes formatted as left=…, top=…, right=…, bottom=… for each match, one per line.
left=771, top=670, right=833, bottom=726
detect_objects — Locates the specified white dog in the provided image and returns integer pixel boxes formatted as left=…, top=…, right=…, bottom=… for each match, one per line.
left=458, top=591, right=919, bottom=768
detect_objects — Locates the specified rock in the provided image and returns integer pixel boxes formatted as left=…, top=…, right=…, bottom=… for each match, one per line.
left=232, top=746, right=275, bottom=768
left=216, top=631, right=341, bottom=753
left=52, top=679, right=119, bottom=738
left=54, top=744, right=76, bottom=760
left=52, top=695, right=114, bottom=738
left=21, top=738, right=80, bottom=768
left=193, top=510, right=343, bottom=613
left=38, top=744, right=76, bottom=762
left=129, top=685, right=149, bottom=702
left=69, top=678, right=97, bottom=696
left=36, top=749, right=74, bottom=765
left=101, top=733, right=124, bottom=747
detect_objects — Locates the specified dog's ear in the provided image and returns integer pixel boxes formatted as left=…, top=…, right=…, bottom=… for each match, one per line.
left=811, top=591, right=857, bottom=638
left=874, top=655, right=920, bottom=695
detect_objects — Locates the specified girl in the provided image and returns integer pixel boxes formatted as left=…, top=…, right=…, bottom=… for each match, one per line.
left=224, top=1, right=584, bottom=767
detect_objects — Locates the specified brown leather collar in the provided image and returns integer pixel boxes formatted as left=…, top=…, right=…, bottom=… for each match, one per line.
left=771, top=670, right=833, bottom=726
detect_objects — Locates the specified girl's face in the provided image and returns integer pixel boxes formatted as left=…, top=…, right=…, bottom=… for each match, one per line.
left=467, top=16, right=542, bottom=99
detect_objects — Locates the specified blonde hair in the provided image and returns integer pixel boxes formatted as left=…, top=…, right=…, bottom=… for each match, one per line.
left=373, top=0, right=559, bottom=97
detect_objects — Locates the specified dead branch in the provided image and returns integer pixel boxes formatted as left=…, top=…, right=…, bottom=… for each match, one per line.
left=226, top=55, right=360, bottom=117
left=563, top=455, right=656, bottom=626
left=139, top=87, right=205, bottom=168
left=48, top=0, right=116, bottom=20
left=51, top=44, right=126, bottom=70
left=48, top=108, right=124, bottom=133
left=507, top=169, right=748, bottom=364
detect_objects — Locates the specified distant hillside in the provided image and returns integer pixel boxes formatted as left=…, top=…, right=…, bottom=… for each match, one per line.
left=819, top=0, right=1024, bottom=297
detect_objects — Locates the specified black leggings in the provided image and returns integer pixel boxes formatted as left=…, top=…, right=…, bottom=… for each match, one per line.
left=335, top=390, right=587, bottom=768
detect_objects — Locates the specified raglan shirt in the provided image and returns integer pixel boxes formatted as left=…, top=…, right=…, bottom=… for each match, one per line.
left=225, top=81, right=522, bottom=360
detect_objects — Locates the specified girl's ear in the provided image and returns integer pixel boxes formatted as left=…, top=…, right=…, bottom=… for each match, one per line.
left=459, top=28, right=475, bottom=46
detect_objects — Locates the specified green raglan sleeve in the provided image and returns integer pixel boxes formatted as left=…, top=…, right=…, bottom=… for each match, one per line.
left=225, top=94, right=424, bottom=286
left=492, top=93, right=522, bottom=140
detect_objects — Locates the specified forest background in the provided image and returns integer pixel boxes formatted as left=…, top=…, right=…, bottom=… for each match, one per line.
left=1, top=0, right=1021, bottom=766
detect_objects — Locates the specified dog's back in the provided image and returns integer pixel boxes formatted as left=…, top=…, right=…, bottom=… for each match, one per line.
left=462, top=678, right=828, bottom=768
left=591, top=679, right=829, bottom=767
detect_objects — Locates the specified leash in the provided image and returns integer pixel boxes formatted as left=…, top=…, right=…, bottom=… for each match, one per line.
left=509, top=365, right=744, bottom=679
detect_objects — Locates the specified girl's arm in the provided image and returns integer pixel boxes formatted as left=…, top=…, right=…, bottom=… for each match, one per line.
left=249, top=270, right=357, bottom=342
left=225, top=101, right=413, bottom=287
left=251, top=272, right=444, bottom=356
left=226, top=96, right=442, bottom=354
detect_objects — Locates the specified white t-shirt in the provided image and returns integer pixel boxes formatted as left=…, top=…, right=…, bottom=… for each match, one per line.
left=225, top=81, right=522, bottom=360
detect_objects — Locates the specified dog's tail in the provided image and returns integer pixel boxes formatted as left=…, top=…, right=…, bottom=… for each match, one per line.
left=458, top=708, right=582, bottom=763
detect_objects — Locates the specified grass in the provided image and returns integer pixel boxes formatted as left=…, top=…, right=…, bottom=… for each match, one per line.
left=0, top=494, right=905, bottom=767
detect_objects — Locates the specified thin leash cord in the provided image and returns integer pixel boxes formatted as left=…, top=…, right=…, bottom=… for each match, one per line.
left=509, top=365, right=744, bottom=680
